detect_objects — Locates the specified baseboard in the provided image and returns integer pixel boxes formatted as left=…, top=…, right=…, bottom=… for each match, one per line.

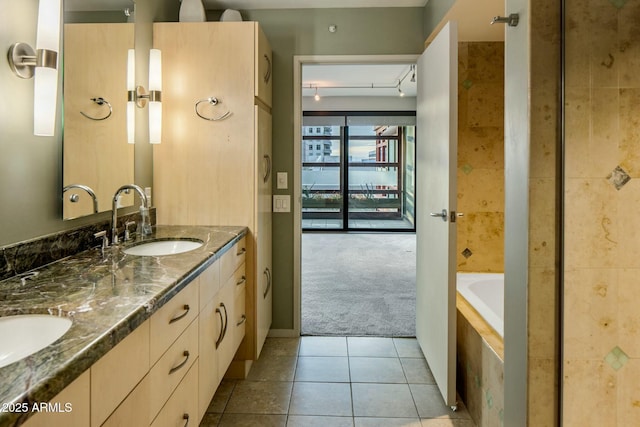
left=268, top=329, right=299, bottom=338
left=225, top=359, right=253, bottom=379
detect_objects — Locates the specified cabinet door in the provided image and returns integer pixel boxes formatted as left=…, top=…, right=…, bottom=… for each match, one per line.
left=24, top=370, right=90, bottom=427
left=255, top=105, right=273, bottom=357
left=255, top=23, right=273, bottom=108
left=198, top=297, right=220, bottom=420
left=232, top=265, right=247, bottom=349
left=216, top=277, right=236, bottom=379
left=153, top=22, right=256, bottom=228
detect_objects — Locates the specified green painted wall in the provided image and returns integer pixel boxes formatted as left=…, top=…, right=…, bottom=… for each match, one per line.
left=240, top=8, right=425, bottom=329
left=422, top=0, right=456, bottom=41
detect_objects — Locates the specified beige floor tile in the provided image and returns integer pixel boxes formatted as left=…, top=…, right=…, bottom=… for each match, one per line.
left=199, top=412, right=221, bottom=426
left=409, top=385, right=472, bottom=420
left=218, top=413, right=287, bottom=427
left=347, top=337, right=398, bottom=357
left=287, top=415, right=354, bottom=426
left=393, top=338, right=424, bottom=358
left=349, top=357, right=406, bottom=383
left=351, top=383, right=418, bottom=418
left=295, top=356, right=350, bottom=382
left=289, top=382, right=353, bottom=416
left=260, top=337, right=301, bottom=358
left=355, top=417, right=422, bottom=427
left=224, top=381, right=292, bottom=415
left=299, top=336, right=348, bottom=356
left=420, top=419, right=477, bottom=427
left=400, top=358, right=436, bottom=384
left=207, top=380, right=236, bottom=413
left=247, top=355, right=297, bottom=382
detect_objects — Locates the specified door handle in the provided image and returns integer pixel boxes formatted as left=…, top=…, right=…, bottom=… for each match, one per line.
left=430, top=209, right=448, bottom=222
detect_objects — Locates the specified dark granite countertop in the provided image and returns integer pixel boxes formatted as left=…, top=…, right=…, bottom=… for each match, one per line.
left=0, top=225, right=247, bottom=427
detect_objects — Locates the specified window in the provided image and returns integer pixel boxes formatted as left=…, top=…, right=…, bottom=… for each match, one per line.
left=308, top=144, right=313, bottom=150
left=316, top=144, right=321, bottom=150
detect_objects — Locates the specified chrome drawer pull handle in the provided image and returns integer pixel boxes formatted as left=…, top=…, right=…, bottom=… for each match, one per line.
left=263, top=267, right=272, bottom=298
left=237, top=314, right=247, bottom=326
left=220, top=303, right=228, bottom=343
left=169, top=304, right=190, bottom=324
left=236, top=276, right=246, bottom=286
left=237, top=247, right=246, bottom=256
left=169, top=350, right=190, bottom=374
left=182, top=413, right=190, bottom=427
left=215, top=306, right=224, bottom=349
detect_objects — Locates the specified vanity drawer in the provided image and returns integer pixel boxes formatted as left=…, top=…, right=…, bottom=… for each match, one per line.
left=149, top=317, right=198, bottom=421
left=150, top=280, right=198, bottom=363
left=221, top=237, right=246, bottom=281
left=150, top=360, right=199, bottom=427
left=90, top=320, right=150, bottom=427
left=199, top=260, right=220, bottom=311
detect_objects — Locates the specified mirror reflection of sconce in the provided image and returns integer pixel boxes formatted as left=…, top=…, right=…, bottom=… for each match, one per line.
left=7, top=0, right=62, bottom=136
left=128, top=49, right=163, bottom=144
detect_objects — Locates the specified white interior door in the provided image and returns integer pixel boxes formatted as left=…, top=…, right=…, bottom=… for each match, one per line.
left=415, top=21, right=458, bottom=407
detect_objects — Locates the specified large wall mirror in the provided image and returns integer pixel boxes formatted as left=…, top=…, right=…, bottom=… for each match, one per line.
left=62, top=0, right=136, bottom=220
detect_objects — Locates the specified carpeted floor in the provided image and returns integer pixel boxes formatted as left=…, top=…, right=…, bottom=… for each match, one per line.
left=301, top=232, right=416, bottom=337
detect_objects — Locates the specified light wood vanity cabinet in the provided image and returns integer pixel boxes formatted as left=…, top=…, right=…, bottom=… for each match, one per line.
left=21, top=238, right=246, bottom=427
left=154, top=22, right=273, bottom=369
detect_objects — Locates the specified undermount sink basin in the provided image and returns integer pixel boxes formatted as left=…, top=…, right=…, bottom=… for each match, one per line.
left=123, top=239, right=204, bottom=256
left=0, top=314, right=73, bottom=368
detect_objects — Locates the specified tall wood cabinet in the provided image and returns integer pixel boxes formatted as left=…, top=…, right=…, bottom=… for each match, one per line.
left=153, top=22, right=273, bottom=370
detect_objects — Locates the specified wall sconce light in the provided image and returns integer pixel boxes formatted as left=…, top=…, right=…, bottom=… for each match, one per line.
left=7, top=0, right=62, bottom=136
left=130, top=49, right=162, bottom=144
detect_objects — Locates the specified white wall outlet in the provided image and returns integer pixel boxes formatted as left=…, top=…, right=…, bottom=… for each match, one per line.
left=273, top=195, right=290, bottom=213
left=276, top=172, right=288, bottom=189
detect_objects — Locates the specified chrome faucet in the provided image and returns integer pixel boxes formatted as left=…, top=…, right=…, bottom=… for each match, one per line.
left=63, top=183, right=99, bottom=214
left=112, top=184, right=148, bottom=245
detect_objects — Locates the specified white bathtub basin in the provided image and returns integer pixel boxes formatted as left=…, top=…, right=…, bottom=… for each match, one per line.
left=123, top=239, right=203, bottom=256
left=0, top=314, right=73, bottom=368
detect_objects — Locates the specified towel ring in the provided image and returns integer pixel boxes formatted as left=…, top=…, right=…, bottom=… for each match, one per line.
left=80, top=97, right=112, bottom=121
left=195, top=97, right=232, bottom=121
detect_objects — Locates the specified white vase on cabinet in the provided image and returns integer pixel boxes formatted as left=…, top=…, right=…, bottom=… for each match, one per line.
left=179, top=0, right=206, bottom=22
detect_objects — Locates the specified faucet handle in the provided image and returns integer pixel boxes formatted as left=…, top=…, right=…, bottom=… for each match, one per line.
left=124, top=221, right=136, bottom=242
left=94, top=230, right=109, bottom=250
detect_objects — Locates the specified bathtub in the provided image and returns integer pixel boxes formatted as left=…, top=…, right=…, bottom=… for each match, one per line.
left=456, top=273, right=504, bottom=338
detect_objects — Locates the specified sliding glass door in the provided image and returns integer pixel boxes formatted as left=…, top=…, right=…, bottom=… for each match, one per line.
left=302, top=112, right=415, bottom=231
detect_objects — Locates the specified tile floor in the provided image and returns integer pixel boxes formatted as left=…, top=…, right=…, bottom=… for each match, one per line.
left=199, top=336, right=476, bottom=427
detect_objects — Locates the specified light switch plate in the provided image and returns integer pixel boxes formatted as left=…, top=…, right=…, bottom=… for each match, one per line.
left=276, top=172, right=288, bottom=189
left=273, top=195, right=290, bottom=213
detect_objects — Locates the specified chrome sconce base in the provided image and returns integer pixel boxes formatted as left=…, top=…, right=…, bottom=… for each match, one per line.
left=132, top=86, right=162, bottom=108
left=7, top=42, right=58, bottom=79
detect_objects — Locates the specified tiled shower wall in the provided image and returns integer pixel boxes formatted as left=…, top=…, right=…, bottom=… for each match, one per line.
left=564, top=0, right=640, bottom=424
left=456, top=42, right=505, bottom=273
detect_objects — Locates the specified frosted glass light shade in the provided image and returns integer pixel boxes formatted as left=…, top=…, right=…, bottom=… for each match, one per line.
left=148, top=49, right=162, bottom=144
left=36, top=0, right=61, bottom=52
left=149, top=49, right=162, bottom=91
left=127, top=49, right=135, bottom=144
left=127, top=49, right=135, bottom=91
left=33, top=0, right=62, bottom=136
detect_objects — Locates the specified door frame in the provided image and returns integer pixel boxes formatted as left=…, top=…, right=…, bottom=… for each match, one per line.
left=292, top=54, right=420, bottom=335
